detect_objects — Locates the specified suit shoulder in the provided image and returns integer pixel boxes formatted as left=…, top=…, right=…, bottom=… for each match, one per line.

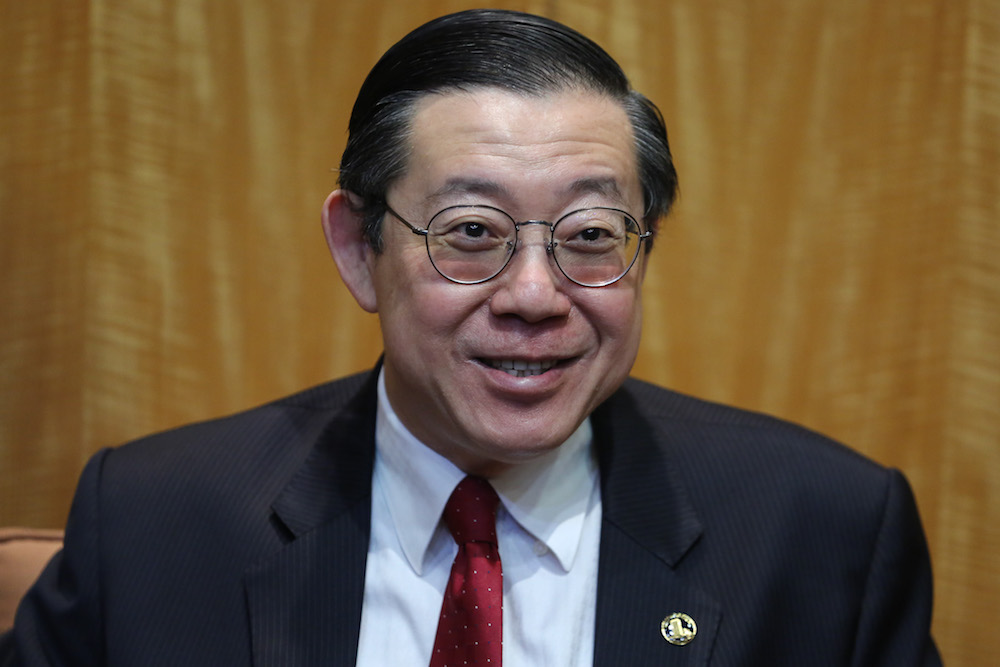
left=116, top=371, right=369, bottom=456
left=609, top=378, right=902, bottom=553
left=615, top=377, right=889, bottom=482
left=620, top=376, right=822, bottom=429
left=98, top=371, right=374, bottom=505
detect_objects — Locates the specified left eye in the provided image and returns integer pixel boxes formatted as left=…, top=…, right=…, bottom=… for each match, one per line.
left=577, top=227, right=610, bottom=242
left=459, top=222, right=488, bottom=238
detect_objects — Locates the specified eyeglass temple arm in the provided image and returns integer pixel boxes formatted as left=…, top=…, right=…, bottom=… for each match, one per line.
left=385, top=205, right=429, bottom=237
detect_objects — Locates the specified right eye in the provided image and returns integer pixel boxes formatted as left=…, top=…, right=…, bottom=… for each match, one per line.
left=432, top=212, right=509, bottom=251
left=455, top=221, right=488, bottom=239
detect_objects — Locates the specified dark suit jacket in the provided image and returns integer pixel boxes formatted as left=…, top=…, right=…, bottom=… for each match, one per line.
left=2, top=369, right=941, bottom=665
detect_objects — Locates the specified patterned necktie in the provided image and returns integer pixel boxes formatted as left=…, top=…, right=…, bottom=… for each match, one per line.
left=430, top=476, right=503, bottom=666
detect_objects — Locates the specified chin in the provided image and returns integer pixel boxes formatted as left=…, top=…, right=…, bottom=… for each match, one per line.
left=469, top=420, right=576, bottom=459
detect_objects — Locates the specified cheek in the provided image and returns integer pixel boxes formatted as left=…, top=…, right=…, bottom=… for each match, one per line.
left=608, top=297, right=643, bottom=384
left=375, top=267, right=486, bottom=351
left=593, top=286, right=643, bottom=345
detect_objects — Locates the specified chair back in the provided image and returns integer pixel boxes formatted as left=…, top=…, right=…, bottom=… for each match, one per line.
left=0, top=528, right=63, bottom=630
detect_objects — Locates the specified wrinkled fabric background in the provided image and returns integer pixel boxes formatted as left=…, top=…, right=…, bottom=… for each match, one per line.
left=1, top=2, right=996, bottom=664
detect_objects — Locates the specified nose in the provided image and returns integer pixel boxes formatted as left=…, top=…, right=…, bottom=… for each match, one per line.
left=489, top=228, right=571, bottom=322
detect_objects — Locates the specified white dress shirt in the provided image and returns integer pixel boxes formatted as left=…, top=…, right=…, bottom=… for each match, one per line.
left=355, top=371, right=602, bottom=666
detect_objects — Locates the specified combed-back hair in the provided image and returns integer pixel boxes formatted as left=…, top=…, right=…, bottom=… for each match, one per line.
left=338, top=9, right=678, bottom=251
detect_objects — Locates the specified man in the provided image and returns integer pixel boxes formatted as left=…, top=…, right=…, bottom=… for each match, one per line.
left=2, top=9, right=940, bottom=666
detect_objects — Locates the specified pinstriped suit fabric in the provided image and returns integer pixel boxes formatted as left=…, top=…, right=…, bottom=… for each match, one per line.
left=2, top=370, right=938, bottom=665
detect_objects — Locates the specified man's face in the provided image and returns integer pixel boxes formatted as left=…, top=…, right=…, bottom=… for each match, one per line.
left=369, top=88, right=646, bottom=475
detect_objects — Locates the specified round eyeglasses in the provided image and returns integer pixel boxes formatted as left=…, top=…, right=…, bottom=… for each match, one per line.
left=385, top=204, right=650, bottom=288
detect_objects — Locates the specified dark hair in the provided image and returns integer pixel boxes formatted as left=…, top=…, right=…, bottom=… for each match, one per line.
left=338, top=9, right=678, bottom=251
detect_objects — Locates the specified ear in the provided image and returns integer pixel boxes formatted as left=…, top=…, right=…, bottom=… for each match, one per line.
left=321, top=190, right=378, bottom=313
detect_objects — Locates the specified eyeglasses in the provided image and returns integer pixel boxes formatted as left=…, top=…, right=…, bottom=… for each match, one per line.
left=385, top=204, right=650, bottom=287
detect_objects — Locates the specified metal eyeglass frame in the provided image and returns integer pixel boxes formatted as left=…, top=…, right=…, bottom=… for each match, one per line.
left=384, top=203, right=651, bottom=288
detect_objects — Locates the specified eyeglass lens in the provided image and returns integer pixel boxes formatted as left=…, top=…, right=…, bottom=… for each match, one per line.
left=425, top=205, right=643, bottom=287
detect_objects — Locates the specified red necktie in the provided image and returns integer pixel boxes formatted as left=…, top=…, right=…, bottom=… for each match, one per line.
left=430, top=476, right=503, bottom=666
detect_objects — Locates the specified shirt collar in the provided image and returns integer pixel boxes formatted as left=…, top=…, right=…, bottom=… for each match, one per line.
left=374, top=370, right=597, bottom=575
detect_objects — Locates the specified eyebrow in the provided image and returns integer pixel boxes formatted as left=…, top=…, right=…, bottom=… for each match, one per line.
left=567, top=177, right=626, bottom=203
left=427, top=176, right=626, bottom=205
left=429, top=178, right=511, bottom=202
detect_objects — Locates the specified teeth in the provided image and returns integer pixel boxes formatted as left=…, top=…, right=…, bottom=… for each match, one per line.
left=487, top=359, right=558, bottom=377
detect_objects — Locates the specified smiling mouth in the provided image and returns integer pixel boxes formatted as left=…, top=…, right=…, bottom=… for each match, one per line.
left=483, top=358, right=560, bottom=378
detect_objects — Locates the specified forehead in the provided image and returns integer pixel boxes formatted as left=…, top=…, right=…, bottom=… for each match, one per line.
left=395, top=88, right=642, bottom=211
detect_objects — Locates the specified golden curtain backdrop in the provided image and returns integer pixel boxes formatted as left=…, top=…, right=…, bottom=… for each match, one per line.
left=1, top=1, right=996, bottom=664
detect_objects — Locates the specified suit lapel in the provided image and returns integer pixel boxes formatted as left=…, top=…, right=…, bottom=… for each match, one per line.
left=592, top=385, right=722, bottom=665
left=243, top=373, right=722, bottom=665
left=245, top=371, right=378, bottom=667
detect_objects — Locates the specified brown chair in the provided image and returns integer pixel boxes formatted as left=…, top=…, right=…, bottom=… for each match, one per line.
left=0, top=528, right=63, bottom=630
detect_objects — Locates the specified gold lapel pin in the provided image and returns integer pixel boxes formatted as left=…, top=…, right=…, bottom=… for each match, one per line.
left=661, top=612, right=697, bottom=646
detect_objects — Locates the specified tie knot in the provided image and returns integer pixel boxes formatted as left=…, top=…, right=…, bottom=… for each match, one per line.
left=443, top=476, right=500, bottom=546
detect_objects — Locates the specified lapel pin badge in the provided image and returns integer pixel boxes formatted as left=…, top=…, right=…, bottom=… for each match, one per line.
left=661, top=612, right=697, bottom=646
